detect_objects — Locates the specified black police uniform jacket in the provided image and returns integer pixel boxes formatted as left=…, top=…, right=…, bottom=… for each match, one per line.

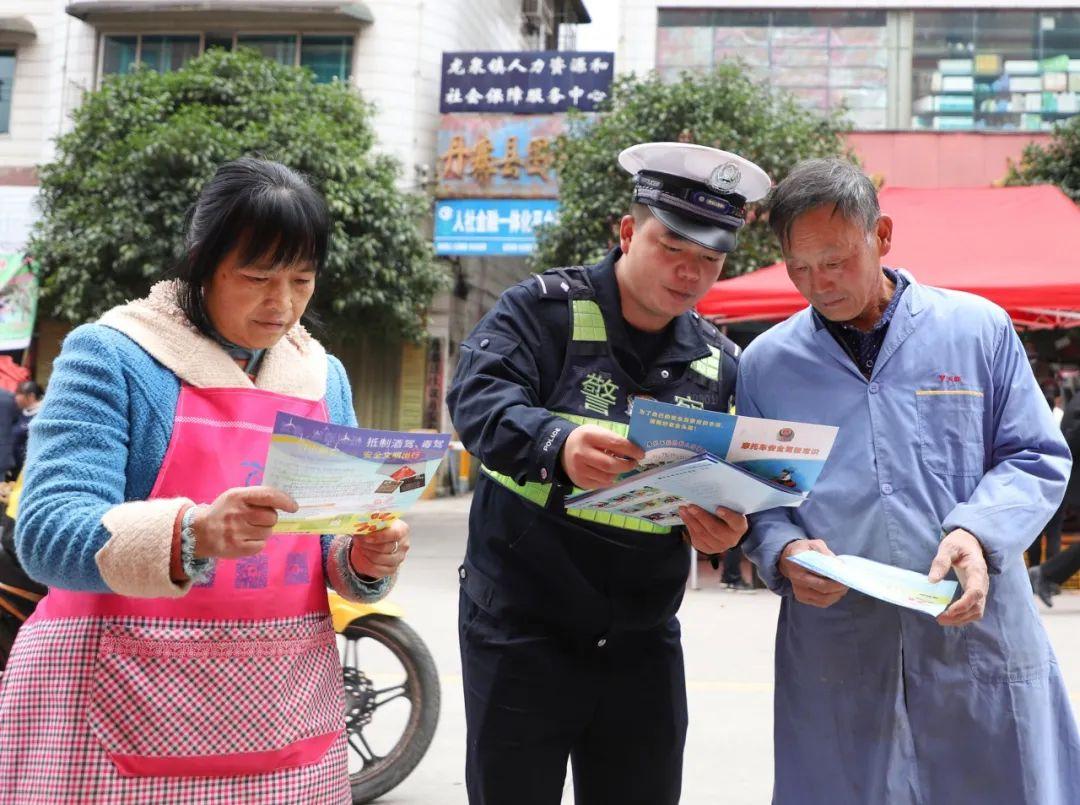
left=447, top=248, right=739, bottom=641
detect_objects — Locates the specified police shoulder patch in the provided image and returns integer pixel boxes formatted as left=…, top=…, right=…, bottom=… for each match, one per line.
left=721, top=332, right=738, bottom=358
left=535, top=266, right=588, bottom=301
left=718, top=333, right=741, bottom=360
left=696, top=317, right=740, bottom=361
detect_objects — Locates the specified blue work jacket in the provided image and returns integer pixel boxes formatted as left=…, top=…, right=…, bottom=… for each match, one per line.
left=737, top=271, right=1080, bottom=804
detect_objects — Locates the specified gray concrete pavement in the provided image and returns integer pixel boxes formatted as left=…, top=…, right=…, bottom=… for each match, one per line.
left=376, top=494, right=1080, bottom=805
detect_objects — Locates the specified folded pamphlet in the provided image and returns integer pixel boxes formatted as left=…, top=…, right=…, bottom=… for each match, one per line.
left=564, top=399, right=838, bottom=526
left=787, top=551, right=959, bottom=617
left=262, top=413, right=450, bottom=535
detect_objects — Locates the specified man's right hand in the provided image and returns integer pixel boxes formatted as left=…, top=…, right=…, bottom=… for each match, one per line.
left=559, top=425, right=645, bottom=490
left=779, top=539, right=849, bottom=608
left=193, top=485, right=299, bottom=559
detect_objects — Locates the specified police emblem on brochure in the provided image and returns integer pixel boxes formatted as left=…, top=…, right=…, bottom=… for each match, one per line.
left=564, top=399, right=839, bottom=525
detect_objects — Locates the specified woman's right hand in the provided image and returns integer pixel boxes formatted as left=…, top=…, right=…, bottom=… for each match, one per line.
left=192, top=486, right=299, bottom=559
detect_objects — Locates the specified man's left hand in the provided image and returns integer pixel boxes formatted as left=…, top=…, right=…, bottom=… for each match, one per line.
left=680, top=505, right=747, bottom=554
left=929, top=528, right=989, bottom=627
left=350, top=519, right=410, bottom=580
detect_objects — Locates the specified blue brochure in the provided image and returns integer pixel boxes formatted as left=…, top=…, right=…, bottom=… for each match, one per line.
left=788, top=552, right=958, bottom=617
left=565, top=399, right=838, bottom=526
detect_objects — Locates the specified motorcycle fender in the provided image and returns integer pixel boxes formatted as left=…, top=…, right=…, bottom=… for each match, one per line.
left=328, top=591, right=405, bottom=633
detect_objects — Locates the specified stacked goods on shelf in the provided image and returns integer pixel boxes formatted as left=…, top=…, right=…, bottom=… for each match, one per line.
left=916, top=58, right=975, bottom=129
left=914, top=52, right=1080, bottom=130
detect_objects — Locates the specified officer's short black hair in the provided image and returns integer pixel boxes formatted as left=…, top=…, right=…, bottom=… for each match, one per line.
left=630, top=202, right=652, bottom=225
left=173, top=157, right=330, bottom=338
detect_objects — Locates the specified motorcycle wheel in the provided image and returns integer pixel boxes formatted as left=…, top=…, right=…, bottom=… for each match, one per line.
left=340, top=614, right=440, bottom=804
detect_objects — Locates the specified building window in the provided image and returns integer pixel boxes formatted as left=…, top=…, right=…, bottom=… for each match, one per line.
left=140, top=35, right=201, bottom=72
left=300, top=35, right=353, bottom=83
left=913, top=10, right=1080, bottom=131
left=656, top=10, right=890, bottom=130
left=236, top=34, right=298, bottom=66
left=204, top=33, right=234, bottom=52
left=99, top=33, right=355, bottom=84
left=0, top=50, right=13, bottom=134
left=102, top=35, right=138, bottom=76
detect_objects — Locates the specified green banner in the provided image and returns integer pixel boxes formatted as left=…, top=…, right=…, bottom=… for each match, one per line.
left=0, top=253, right=38, bottom=351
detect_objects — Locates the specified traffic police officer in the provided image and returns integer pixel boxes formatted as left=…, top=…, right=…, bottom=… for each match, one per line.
left=447, top=142, right=772, bottom=805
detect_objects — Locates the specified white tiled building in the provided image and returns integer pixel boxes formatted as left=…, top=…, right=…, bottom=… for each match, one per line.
left=0, top=0, right=591, bottom=434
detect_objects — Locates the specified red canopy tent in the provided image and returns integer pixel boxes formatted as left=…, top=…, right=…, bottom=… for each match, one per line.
left=698, top=185, right=1080, bottom=330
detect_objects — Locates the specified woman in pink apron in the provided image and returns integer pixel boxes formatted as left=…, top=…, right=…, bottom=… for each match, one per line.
left=0, top=158, right=409, bottom=803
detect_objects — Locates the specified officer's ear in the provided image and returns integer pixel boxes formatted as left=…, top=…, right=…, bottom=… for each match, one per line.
left=618, top=214, right=635, bottom=253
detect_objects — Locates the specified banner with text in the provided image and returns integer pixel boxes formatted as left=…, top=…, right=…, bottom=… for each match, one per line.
left=434, top=199, right=559, bottom=256
left=440, top=51, right=614, bottom=114
left=437, top=114, right=565, bottom=198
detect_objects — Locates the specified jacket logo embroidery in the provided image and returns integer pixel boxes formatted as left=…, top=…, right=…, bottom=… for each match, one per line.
left=581, top=371, right=618, bottom=416
left=673, top=395, right=704, bottom=410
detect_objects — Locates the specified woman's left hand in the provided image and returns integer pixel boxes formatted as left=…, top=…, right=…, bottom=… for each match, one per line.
left=349, top=519, right=410, bottom=580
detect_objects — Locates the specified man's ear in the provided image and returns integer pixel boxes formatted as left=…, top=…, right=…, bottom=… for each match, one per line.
left=618, top=214, right=635, bottom=253
left=875, top=215, right=893, bottom=258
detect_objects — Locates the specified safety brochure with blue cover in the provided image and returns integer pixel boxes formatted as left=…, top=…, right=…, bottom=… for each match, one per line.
left=786, top=552, right=958, bottom=617
left=564, top=399, right=838, bottom=526
left=262, top=413, right=451, bottom=535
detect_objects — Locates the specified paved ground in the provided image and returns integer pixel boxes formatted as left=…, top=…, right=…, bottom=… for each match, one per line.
left=375, top=495, right=1080, bottom=805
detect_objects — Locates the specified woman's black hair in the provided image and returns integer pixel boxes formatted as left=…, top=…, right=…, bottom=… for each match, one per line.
left=174, top=157, right=330, bottom=336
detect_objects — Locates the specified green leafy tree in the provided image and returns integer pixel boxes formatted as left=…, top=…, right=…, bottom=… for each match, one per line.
left=1005, top=116, right=1080, bottom=202
left=30, top=48, right=445, bottom=338
left=535, top=64, right=850, bottom=277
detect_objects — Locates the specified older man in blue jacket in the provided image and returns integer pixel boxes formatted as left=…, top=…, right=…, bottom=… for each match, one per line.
left=738, top=158, right=1080, bottom=804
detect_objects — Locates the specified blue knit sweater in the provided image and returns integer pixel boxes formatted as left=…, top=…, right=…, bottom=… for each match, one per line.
left=16, top=322, right=383, bottom=597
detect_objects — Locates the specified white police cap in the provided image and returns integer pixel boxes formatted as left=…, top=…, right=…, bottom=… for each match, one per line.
left=618, top=142, right=771, bottom=253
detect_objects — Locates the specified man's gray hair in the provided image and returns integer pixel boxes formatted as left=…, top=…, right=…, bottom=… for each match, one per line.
left=767, top=158, right=880, bottom=248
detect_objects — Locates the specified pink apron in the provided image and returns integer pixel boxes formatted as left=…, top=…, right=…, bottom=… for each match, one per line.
left=0, top=386, right=351, bottom=804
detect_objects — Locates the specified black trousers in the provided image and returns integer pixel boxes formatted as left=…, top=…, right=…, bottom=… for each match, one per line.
left=1041, top=542, right=1080, bottom=587
left=721, top=547, right=743, bottom=583
left=459, top=590, right=687, bottom=805
left=1027, top=502, right=1066, bottom=566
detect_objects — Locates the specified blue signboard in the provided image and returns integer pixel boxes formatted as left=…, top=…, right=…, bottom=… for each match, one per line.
left=434, top=199, right=560, bottom=256
left=440, top=51, right=614, bottom=114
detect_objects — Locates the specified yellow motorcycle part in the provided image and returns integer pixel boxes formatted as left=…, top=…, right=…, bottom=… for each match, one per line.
left=328, top=590, right=404, bottom=633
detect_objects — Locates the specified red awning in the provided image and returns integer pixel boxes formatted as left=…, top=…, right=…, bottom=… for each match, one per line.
left=698, top=185, right=1080, bottom=330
